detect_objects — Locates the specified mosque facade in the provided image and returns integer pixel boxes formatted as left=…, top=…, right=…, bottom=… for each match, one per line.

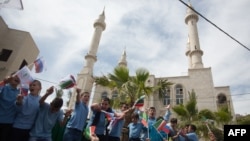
left=70, top=4, right=235, bottom=118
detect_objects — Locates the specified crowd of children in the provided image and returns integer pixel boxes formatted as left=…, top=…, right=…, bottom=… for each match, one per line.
left=0, top=73, right=216, bottom=141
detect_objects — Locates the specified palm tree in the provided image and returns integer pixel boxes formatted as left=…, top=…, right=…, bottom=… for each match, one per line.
left=172, top=89, right=229, bottom=140
left=172, top=89, right=198, bottom=122
left=156, top=79, right=174, bottom=100
left=94, top=66, right=155, bottom=107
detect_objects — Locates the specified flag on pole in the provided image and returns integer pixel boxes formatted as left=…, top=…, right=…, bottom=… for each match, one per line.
left=158, top=122, right=170, bottom=134
left=133, top=95, right=145, bottom=107
left=140, top=111, right=148, bottom=127
left=107, top=117, right=119, bottom=134
left=0, top=81, right=4, bottom=87
left=83, top=126, right=96, bottom=140
left=15, top=66, right=34, bottom=86
left=33, top=57, right=45, bottom=73
left=58, top=75, right=76, bottom=89
left=101, top=110, right=115, bottom=121
left=0, top=0, right=24, bottom=10
left=153, top=118, right=164, bottom=129
left=20, top=83, right=29, bottom=96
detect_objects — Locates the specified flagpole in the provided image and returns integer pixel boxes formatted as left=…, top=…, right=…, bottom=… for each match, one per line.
left=152, top=126, right=165, bottom=140
left=205, top=122, right=211, bottom=132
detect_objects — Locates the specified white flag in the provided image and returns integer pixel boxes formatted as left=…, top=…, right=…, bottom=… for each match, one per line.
left=0, top=0, right=23, bottom=10
left=15, top=66, right=34, bottom=86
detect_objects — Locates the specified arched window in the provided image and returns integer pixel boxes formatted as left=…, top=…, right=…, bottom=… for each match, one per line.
left=175, top=84, right=183, bottom=104
left=101, top=91, right=108, bottom=98
left=112, top=90, right=118, bottom=99
left=217, top=93, right=227, bottom=104
left=163, top=88, right=171, bottom=105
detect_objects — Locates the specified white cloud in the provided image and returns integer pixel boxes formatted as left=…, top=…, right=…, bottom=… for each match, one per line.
left=1, top=0, right=250, bottom=115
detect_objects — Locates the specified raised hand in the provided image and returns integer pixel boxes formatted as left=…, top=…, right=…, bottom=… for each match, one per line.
left=46, top=86, right=54, bottom=95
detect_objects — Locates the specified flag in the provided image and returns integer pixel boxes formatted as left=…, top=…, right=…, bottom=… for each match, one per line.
left=20, top=83, right=29, bottom=96
left=34, top=57, right=45, bottom=73
left=107, top=118, right=119, bottom=134
left=83, top=126, right=96, bottom=140
left=157, top=119, right=170, bottom=134
left=140, top=111, right=148, bottom=127
left=58, top=75, right=76, bottom=89
left=0, top=0, right=23, bottom=10
left=160, top=124, right=171, bottom=134
left=154, top=118, right=164, bottom=129
left=133, top=95, right=145, bottom=107
left=101, top=110, right=115, bottom=121
left=15, top=66, right=34, bottom=86
left=0, top=81, right=4, bottom=87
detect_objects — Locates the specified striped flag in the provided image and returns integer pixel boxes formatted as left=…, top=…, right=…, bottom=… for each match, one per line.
left=140, top=111, right=148, bottom=127
left=58, top=75, right=76, bottom=89
left=83, top=126, right=96, bottom=140
left=101, top=110, right=115, bottom=121
left=34, top=57, right=45, bottom=73
left=107, top=118, right=119, bottom=134
left=133, top=95, right=145, bottom=108
left=20, top=83, right=29, bottom=96
left=0, top=0, right=23, bottom=10
left=154, top=118, right=164, bottom=129
left=158, top=120, right=170, bottom=134
left=0, top=81, right=4, bottom=87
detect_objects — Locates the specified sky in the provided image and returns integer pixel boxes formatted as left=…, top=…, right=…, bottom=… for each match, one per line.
left=0, top=0, right=250, bottom=115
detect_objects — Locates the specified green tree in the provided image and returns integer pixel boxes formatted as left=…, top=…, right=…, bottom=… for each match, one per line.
left=236, top=114, right=250, bottom=125
left=172, top=89, right=226, bottom=140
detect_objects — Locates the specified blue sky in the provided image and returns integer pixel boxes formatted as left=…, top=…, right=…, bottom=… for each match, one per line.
left=1, top=0, right=250, bottom=115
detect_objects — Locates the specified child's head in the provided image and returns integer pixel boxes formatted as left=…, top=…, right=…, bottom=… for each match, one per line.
left=29, top=80, right=42, bottom=95
left=131, top=113, right=139, bottom=123
left=50, top=97, right=63, bottom=113
left=188, top=124, right=197, bottom=132
left=170, top=118, right=178, bottom=128
left=81, top=92, right=90, bottom=103
left=8, top=72, right=20, bottom=88
left=120, top=103, right=129, bottom=112
left=101, top=97, right=110, bottom=111
left=148, top=107, right=156, bottom=118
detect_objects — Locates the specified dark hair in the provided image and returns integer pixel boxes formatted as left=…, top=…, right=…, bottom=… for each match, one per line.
left=102, top=97, right=111, bottom=104
left=92, top=97, right=112, bottom=126
left=149, top=107, right=156, bottom=110
left=51, top=97, right=63, bottom=108
left=170, top=118, right=178, bottom=123
left=81, top=92, right=89, bottom=97
left=190, top=124, right=197, bottom=131
left=31, top=80, right=42, bottom=87
left=131, top=113, right=139, bottom=119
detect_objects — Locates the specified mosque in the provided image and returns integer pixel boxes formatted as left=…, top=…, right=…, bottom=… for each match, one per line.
left=68, top=3, right=235, bottom=118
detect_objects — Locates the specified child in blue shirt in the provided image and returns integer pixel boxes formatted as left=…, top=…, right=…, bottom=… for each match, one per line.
left=29, top=86, right=72, bottom=141
left=11, top=80, right=42, bottom=141
left=0, top=74, right=20, bottom=141
left=128, top=113, right=147, bottom=141
left=108, top=103, right=131, bottom=141
left=63, top=89, right=90, bottom=141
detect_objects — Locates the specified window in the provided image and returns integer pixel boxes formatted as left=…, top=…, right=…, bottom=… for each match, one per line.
left=175, top=84, right=183, bottom=104
left=163, top=88, right=171, bottom=105
left=19, top=60, right=28, bottom=70
left=101, top=91, right=108, bottom=98
left=217, top=94, right=227, bottom=104
left=0, top=49, right=12, bottom=62
left=112, top=90, right=118, bottom=99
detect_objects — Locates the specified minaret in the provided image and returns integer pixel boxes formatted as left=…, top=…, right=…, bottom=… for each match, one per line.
left=68, top=10, right=106, bottom=109
left=118, top=49, right=127, bottom=67
left=185, top=2, right=203, bottom=69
